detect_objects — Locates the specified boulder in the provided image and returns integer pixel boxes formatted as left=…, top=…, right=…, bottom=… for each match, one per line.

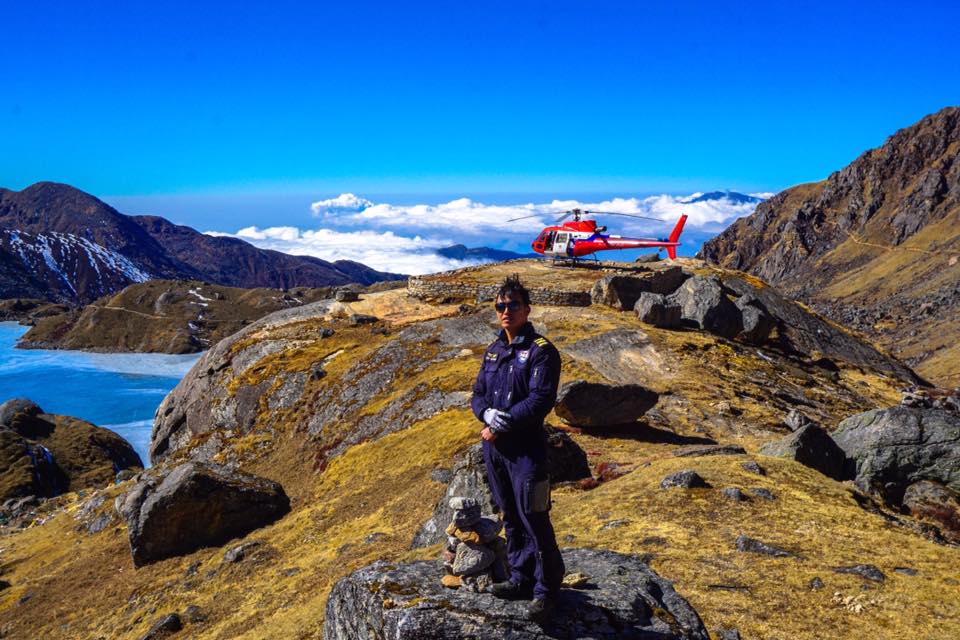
left=660, top=470, right=710, bottom=489
left=138, top=613, right=182, bottom=640
left=323, top=548, right=709, bottom=640
left=735, top=535, right=797, bottom=558
left=334, top=288, right=360, bottom=302
left=118, top=462, right=290, bottom=567
left=832, top=564, right=885, bottom=582
left=741, top=461, right=766, bottom=475
left=666, top=276, right=743, bottom=339
left=634, top=293, right=682, bottom=328
left=590, top=267, right=688, bottom=311
left=0, top=401, right=142, bottom=501
left=902, top=480, right=960, bottom=543
left=721, top=487, right=750, bottom=502
left=784, top=409, right=814, bottom=431
left=673, top=444, right=747, bottom=458
left=758, top=424, right=846, bottom=481
left=555, top=380, right=659, bottom=428
left=832, top=406, right=960, bottom=504
left=734, top=294, right=776, bottom=345
left=0, top=399, right=41, bottom=426
left=544, top=428, right=592, bottom=483
left=720, top=276, right=922, bottom=385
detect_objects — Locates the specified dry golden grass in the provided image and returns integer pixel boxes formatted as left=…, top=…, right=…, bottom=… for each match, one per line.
left=552, top=453, right=960, bottom=640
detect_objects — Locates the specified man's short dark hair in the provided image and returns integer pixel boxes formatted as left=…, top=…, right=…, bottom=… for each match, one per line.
left=496, top=274, right=530, bottom=305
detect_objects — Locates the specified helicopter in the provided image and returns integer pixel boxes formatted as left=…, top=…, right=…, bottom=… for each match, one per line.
left=507, top=208, right=688, bottom=262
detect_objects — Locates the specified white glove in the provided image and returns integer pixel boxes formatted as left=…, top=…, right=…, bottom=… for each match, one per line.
left=483, top=408, right=512, bottom=433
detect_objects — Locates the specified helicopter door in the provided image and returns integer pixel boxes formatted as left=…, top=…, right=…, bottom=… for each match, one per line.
left=552, top=233, right=569, bottom=255
left=544, top=231, right=557, bottom=252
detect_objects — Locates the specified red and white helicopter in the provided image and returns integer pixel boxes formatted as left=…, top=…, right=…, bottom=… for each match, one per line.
left=509, top=208, right=688, bottom=262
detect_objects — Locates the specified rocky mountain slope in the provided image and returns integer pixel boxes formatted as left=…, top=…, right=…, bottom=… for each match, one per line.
left=17, top=280, right=337, bottom=353
left=132, top=215, right=399, bottom=290
left=701, top=107, right=960, bottom=386
left=0, top=182, right=402, bottom=304
left=0, top=260, right=957, bottom=640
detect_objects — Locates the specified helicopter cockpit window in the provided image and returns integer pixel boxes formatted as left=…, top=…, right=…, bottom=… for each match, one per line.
left=545, top=231, right=556, bottom=249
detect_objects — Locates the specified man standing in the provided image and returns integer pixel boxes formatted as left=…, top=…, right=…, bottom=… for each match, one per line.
left=471, top=275, right=565, bottom=622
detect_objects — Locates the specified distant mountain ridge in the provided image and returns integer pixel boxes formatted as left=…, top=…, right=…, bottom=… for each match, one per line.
left=0, top=182, right=403, bottom=304
left=683, top=191, right=764, bottom=205
left=701, top=106, right=960, bottom=385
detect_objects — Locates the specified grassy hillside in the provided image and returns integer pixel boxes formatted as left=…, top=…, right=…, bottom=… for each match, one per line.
left=1, top=262, right=956, bottom=640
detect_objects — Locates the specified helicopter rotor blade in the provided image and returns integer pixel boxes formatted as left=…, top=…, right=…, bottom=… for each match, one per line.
left=505, top=213, right=544, bottom=222
left=554, top=210, right=576, bottom=223
left=583, top=211, right=663, bottom=222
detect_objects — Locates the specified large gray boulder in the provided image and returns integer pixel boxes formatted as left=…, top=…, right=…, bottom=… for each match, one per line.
left=832, top=406, right=960, bottom=503
left=0, top=399, right=41, bottom=426
left=634, top=292, right=682, bottom=328
left=667, top=276, right=743, bottom=339
left=0, top=400, right=142, bottom=501
left=151, top=309, right=494, bottom=465
left=118, top=462, right=290, bottom=566
left=721, top=276, right=922, bottom=385
left=555, top=380, right=659, bottom=428
left=902, top=480, right=960, bottom=543
left=735, top=294, right=776, bottom=345
left=758, top=424, right=847, bottom=481
left=323, top=548, right=709, bottom=640
left=590, top=267, right=689, bottom=311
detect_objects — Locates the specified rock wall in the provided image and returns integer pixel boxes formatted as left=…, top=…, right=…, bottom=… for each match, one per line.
left=409, top=273, right=591, bottom=306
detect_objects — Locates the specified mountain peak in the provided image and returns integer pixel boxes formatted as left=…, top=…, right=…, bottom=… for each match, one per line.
left=683, top=191, right=763, bottom=205
left=701, top=106, right=960, bottom=385
left=0, top=182, right=403, bottom=303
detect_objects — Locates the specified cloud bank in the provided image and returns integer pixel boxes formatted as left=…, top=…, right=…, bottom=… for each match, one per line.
left=208, top=191, right=766, bottom=275
left=308, top=192, right=764, bottom=237
left=207, top=226, right=474, bottom=275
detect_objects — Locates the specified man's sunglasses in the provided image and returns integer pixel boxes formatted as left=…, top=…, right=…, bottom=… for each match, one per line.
left=495, top=301, right=524, bottom=313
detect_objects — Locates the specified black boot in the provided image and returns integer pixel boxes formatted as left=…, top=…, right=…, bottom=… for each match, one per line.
left=489, top=580, right=532, bottom=600
left=527, top=595, right=557, bottom=625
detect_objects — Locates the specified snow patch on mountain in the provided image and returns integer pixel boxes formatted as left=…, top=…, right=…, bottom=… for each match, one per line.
left=1, top=230, right=152, bottom=293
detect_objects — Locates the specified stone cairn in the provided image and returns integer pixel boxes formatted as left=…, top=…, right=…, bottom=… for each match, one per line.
left=440, top=497, right=508, bottom=592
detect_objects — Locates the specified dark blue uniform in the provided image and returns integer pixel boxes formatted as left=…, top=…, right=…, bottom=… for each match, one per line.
left=471, top=321, right=565, bottom=599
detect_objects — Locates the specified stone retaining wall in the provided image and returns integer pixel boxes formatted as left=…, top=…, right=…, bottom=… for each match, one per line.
left=408, top=276, right=591, bottom=307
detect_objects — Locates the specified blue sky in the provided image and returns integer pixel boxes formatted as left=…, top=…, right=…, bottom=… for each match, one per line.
left=2, top=1, right=958, bottom=269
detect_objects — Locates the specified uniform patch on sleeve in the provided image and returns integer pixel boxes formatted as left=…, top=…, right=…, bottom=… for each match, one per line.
left=485, top=352, right=498, bottom=361
left=534, top=337, right=549, bottom=347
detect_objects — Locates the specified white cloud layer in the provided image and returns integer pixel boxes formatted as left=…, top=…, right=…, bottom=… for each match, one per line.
left=206, top=226, right=477, bottom=275
left=208, top=191, right=766, bottom=276
left=309, top=192, right=763, bottom=237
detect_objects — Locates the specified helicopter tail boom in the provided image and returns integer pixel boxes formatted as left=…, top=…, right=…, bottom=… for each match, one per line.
left=666, top=214, right=687, bottom=260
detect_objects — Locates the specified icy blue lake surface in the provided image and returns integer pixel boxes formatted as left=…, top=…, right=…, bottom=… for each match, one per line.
left=0, top=322, right=201, bottom=466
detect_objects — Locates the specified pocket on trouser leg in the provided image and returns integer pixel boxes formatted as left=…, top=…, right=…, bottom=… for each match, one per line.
left=522, top=477, right=551, bottom=513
